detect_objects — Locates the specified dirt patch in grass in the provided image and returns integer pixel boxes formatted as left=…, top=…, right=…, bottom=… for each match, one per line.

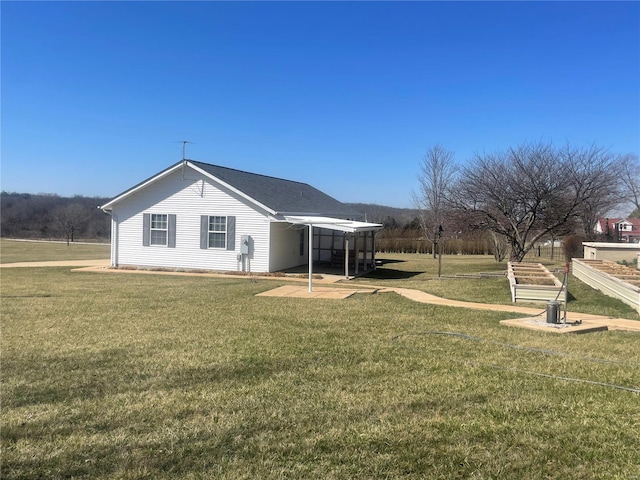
left=514, top=276, right=558, bottom=286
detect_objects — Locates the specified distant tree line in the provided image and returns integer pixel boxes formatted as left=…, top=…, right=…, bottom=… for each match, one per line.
left=1, top=192, right=111, bottom=242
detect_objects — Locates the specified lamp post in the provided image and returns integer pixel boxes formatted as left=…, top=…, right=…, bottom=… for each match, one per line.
left=437, top=225, right=443, bottom=278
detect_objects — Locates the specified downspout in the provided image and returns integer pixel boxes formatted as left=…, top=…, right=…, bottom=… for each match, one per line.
left=101, top=207, right=117, bottom=267
left=112, top=213, right=118, bottom=267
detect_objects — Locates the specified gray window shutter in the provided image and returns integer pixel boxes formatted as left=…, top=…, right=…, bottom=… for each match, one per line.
left=143, top=213, right=150, bottom=246
left=226, top=216, right=236, bottom=251
left=168, top=214, right=176, bottom=248
left=200, top=215, right=208, bottom=249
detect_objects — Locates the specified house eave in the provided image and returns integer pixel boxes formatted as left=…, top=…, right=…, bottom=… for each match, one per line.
left=282, top=215, right=383, bottom=233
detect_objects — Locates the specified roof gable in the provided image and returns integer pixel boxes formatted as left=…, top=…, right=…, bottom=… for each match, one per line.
left=597, top=217, right=620, bottom=228
left=622, top=218, right=640, bottom=230
left=102, top=160, right=363, bottom=219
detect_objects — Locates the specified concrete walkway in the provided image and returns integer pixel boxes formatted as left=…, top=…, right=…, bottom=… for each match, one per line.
left=251, top=277, right=640, bottom=333
left=250, top=274, right=640, bottom=333
left=257, top=284, right=376, bottom=300
left=375, top=287, right=640, bottom=333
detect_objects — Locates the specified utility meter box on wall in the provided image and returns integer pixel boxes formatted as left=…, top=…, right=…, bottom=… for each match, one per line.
left=241, top=235, right=250, bottom=255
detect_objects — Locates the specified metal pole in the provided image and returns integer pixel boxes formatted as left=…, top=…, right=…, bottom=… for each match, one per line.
left=372, top=232, right=377, bottom=269
left=308, top=224, right=313, bottom=292
left=563, top=262, right=569, bottom=322
left=345, top=236, right=350, bottom=279
left=437, top=225, right=443, bottom=278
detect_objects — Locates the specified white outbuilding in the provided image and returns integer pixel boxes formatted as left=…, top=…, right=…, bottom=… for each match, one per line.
left=101, top=160, right=383, bottom=282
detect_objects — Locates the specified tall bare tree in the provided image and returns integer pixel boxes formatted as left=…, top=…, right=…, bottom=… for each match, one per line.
left=414, top=145, right=457, bottom=258
left=620, top=153, right=640, bottom=214
left=450, top=142, right=623, bottom=262
left=560, top=144, right=624, bottom=240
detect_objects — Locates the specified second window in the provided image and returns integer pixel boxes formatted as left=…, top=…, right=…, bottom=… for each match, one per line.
left=208, top=215, right=227, bottom=249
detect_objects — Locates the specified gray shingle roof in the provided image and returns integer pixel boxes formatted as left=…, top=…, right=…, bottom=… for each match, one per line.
left=190, top=160, right=362, bottom=219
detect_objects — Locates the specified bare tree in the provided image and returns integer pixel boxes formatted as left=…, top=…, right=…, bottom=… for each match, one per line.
left=560, top=144, right=624, bottom=240
left=487, top=231, right=508, bottom=262
left=620, top=153, right=640, bottom=213
left=450, top=141, right=621, bottom=262
left=413, top=145, right=458, bottom=258
left=52, top=203, right=90, bottom=244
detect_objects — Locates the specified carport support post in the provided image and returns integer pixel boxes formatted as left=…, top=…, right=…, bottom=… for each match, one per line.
left=354, top=233, right=359, bottom=275
left=345, top=235, right=350, bottom=279
left=371, top=232, right=376, bottom=268
left=308, top=224, right=313, bottom=292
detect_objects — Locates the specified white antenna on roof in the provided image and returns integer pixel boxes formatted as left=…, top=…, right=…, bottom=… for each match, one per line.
left=174, top=140, right=194, bottom=160
left=174, top=140, right=194, bottom=180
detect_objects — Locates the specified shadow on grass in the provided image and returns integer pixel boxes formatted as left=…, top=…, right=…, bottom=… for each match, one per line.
left=2, top=423, right=268, bottom=479
left=362, top=269, right=423, bottom=280
left=375, top=259, right=405, bottom=265
left=3, top=349, right=287, bottom=410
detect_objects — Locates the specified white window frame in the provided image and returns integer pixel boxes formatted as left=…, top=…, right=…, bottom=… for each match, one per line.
left=150, top=214, right=168, bottom=246
left=208, top=215, right=227, bottom=249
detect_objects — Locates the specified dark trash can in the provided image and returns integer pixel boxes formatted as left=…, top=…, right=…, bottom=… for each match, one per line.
left=546, top=301, right=560, bottom=324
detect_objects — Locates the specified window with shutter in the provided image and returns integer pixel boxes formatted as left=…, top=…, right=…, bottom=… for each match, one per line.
left=208, top=216, right=227, bottom=249
left=200, top=215, right=236, bottom=250
left=150, top=214, right=168, bottom=246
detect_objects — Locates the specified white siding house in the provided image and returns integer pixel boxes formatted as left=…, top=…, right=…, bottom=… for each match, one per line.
left=101, top=160, right=382, bottom=274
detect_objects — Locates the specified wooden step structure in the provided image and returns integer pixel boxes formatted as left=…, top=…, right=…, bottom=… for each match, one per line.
left=507, top=262, right=566, bottom=303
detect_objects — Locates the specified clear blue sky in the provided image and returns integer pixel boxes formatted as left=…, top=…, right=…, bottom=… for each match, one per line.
left=2, top=1, right=638, bottom=208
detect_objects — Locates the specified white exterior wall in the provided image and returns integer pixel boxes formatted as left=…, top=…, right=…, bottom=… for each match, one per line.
left=269, top=222, right=307, bottom=272
left=110, top=168, right=273, bottom=272
left=582, top=242, right=640, bottom=263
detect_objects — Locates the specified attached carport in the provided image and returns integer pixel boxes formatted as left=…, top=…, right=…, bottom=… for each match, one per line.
left=283, top=215, right=384, bottom=292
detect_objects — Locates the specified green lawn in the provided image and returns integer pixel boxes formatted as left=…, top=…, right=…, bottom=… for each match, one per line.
left=0, top=239, right=110, bottom=264
left=2, top=244, right=640, bottom=479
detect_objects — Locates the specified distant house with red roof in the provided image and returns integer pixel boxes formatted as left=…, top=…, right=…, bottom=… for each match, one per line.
left=595, top=218, right=640, bottom=243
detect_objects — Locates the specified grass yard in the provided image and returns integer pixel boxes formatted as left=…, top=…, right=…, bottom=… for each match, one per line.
left=0, top=239, right=110, bottom=264
left=2, top=244, right=640, bottom=478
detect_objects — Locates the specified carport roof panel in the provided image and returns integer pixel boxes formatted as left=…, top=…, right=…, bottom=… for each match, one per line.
left=283, top=215, right=383, bottom=233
